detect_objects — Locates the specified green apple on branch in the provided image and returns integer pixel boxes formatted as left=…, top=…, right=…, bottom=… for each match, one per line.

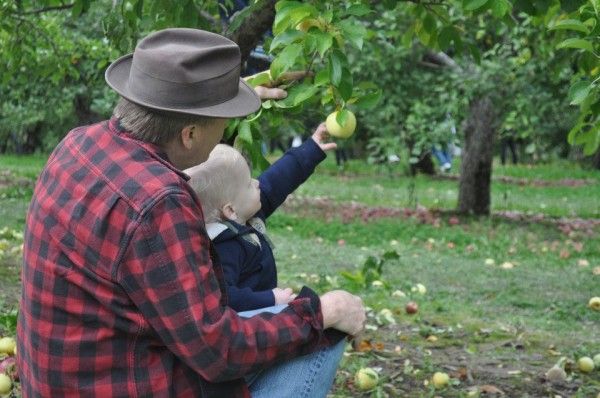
left=326, top=109, right=356, bottom=139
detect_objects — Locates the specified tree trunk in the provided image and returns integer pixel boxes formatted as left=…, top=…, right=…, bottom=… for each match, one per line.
left=227, top=0, right=277, bottom=65
left=74, top=93, right=102, bottom=126
left=457, top=97, right=496, bottom=215
left=592, top=149, right=600, bottom=169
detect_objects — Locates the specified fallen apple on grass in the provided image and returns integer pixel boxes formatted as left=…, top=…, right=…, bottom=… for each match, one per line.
left=588, top=296, right=600, bottom=311
left=0, top=337, right=15, bottom=356
left=405, top=301, right=418, bottom=315
left=578, top=356, right=595, bottom=373
left=354, top=367, right=379, bottom=391
left=0, top=373, right=12, bottom=395
left=326, top=110, right=356, bottom=139
left=593, top=353, right=600, bottom=367
left=432, top=371, right=450, bottom=388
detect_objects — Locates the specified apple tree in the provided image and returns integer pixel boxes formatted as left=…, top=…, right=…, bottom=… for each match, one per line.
left=1, top=0, right=597, bottom=213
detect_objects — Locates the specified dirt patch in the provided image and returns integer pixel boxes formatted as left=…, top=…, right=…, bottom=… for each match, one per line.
left=282, top=196, right=600, bottom=236
left=334, top=323, right=594, bottom=397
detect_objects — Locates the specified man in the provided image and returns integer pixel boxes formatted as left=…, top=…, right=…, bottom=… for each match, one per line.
left=17, top=28, right=365, bottom=397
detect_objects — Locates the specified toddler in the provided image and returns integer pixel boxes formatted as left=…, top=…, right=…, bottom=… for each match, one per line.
left=185, top=123, right=336, bottom=312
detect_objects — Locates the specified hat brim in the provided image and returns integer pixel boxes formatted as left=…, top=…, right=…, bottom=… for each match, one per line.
left=105, top=53, right=261, bottom=118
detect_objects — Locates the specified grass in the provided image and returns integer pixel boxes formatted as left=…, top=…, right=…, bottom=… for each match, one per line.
left=0, top=153, right=599, bottom=396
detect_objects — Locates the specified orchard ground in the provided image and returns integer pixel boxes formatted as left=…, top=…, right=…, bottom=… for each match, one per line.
left=0, top=154, right=599, bottom=397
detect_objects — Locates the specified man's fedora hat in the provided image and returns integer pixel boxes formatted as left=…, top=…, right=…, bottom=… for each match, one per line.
left=105, top=28, right=260, bottom=118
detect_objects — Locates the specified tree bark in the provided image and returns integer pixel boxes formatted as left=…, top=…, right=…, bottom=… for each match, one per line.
left=457, top=97, right=496, bottom=215
left=74, top=93, right=102, bottom=126
left=227, top=0, right=277, bottom=65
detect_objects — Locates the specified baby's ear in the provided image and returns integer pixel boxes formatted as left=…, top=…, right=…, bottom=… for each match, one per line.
left=221, top=203, right=237, bottom=221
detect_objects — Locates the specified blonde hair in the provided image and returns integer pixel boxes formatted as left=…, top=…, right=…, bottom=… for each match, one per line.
left=185, top=144, right=249, bottom=223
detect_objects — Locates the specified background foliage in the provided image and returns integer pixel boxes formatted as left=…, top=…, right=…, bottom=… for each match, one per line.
left=0, top=0, right=597, bottom=164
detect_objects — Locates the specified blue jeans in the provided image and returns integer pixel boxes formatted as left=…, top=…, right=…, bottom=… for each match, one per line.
left=239, top=305, right=347, bottom=398
left=432, top=146, right=452, bottom=165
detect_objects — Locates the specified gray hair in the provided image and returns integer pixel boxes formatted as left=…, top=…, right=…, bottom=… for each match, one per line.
left=185, top=144, right=249, bottom=223
left=113, top=97, right=213, bottom=145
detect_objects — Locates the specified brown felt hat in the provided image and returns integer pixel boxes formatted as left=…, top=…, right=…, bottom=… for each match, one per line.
left=105, top=28, right=260, bottom=118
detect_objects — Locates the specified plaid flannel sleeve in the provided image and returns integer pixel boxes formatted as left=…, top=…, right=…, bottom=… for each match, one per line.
left=117, top=190, right=327, bottom=382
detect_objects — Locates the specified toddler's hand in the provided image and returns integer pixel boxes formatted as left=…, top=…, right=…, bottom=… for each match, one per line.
left=272, top=287, right=295, bottom=305
left=311, top=123, right=337, bottom=152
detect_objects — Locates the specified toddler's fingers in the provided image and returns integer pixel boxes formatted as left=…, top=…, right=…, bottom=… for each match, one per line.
left=320, top=142, right=337, bottom=152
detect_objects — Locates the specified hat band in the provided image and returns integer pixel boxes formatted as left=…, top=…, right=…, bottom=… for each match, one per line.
left=126, top=64, right=241, bottom=109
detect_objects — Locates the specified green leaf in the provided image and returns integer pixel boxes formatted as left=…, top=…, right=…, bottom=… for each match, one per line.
left=422, top=13, right=436, bottom=34
left=72, top=0, right=84, bottom=17
left=308, top=31, right=333, bottom=57
left=568, top=81, right=592, bottom=105
left=549, top=19, right=590, bottom=34
left=270, top=30, right=304, bottom=53
left=337, top=68, right=354, bottom=101
left=567, top=120, right=585, bottom=145
left=560, top=0, right=587, bottom=13
left=314, top=68, right=329, bottom=87
left=469, top=43, right=481, bottom=64
left=273, top=3, right=317, bottom=34
left=134, top=0, right=144, bottom=18
left=272, top=82, right=318, bottom=108
left=557, top=38, right=594, bottom=53
left=464, top=0, right=490, bottom=12
left=328, top=50, right=345, bottom=86
left=181, top=0, right=198, bottom=27
left=287, top=83, right=320, bottom=106
left=245, top=71, right=272, bottom=88
left=490, top=0, right=511, bottom=17
left=438, top=26, right=454, bottom=50
left=339, top=20, right=366, bottom=50
left=345, top=4, right=372, bottom=16
left=336, top=108, right=350, bottom=126
left=269, top=43, right=303, bottom=80
left=352, top=89, right=382, bottom=110
left=237, top=120, right=253, bottom=144
left=401, top=25, right=415, bottom=47
left=583, top=125, right=600, bottom=155
left=592, top=0, right=600, bottom=16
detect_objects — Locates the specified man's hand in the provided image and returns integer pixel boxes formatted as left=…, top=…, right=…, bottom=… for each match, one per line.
left=320, top=290, right=366, bottom=336
left=254, top=86, right=288, bottom=101
left=273, top=287, right=296, bottom=305
left=246, top=70, right=313, bottom=101
left=311, top=122, right=337, bottom=152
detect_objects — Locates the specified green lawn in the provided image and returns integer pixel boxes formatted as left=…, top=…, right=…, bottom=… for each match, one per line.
left=0, top=153, right=599, bottom=397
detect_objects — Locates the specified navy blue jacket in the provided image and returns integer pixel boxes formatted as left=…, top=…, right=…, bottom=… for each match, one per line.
left=210, top=139, right=326, bottom=311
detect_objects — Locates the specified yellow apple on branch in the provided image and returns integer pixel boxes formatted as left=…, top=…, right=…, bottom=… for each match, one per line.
left=326, top=110, right=356, bottom=139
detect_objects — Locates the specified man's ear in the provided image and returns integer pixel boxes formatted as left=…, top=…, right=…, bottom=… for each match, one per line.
left=221, top=203, right=237, bottom=221
left=180, top=125, right=195, bottom=150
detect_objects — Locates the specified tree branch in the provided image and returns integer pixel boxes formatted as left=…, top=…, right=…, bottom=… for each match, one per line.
left=226, top=0, right=277, bottom=64
left=423, top=50, right=462, bottom=71
left=15, top=3, right=74, bottom=15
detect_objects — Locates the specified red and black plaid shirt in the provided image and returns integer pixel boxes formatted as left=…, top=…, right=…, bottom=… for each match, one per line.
left=17, top=118, right=335, bottom=397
